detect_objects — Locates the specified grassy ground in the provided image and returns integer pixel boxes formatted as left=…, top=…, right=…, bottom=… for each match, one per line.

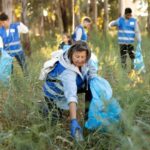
left=0, top=33, right=150, bottom=150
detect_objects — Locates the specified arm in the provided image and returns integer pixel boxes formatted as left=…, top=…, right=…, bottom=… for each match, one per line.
left=108, top=19, right=119, bottom=28
left=60, top=69, right=78, bottom=119
left=60, top=69, right=83, bottom=138
left=135, top=21, right=141, bottom=42
left=17, top=22, right=29, bottom=34
left=75, top=28, right=82, bottom=41
left=69, top=102, right=77, bottom=119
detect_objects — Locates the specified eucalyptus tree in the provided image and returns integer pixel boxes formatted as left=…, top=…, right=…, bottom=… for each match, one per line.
left=103, top=0, right=109, bottom=34
left=1, top=0, right=13, bottom=21
left=118, top=0, right=124, bottom=16
left=0, top=0, right=2, bottom=12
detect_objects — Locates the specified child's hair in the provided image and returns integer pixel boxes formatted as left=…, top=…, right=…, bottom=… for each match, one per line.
left=82, top=16, right=92, bottom=23
left=63, top=32, right=72, bottom=45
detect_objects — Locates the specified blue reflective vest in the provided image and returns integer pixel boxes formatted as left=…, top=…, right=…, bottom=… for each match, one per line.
left=43, top=62, right=85, bottom=101
left=118, top=17, right=136, bottom=44
left=72, top=25, right=87, bottom=41
left=0, top=22, right=23, bottom=57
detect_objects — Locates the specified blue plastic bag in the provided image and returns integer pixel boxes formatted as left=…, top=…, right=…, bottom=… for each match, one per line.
left=90, top=52, right=99, bottom=71
left=0, top=49, right=13, bottom=85
left=62, top=45, right=71, bottom=51
left=134, top=43, right=146, bottom=73
left=85, top=76, right=122, bottom=130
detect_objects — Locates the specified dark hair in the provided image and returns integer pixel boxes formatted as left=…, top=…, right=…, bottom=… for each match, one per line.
left=63, top=32, right=70, bottom=38
left=83, top=17, right=91, bottom=23
left=125, top=8, right=132, bottom=14
left=63, top=32, right=72, bottom=45
left=0, top=12, right=8, bottom=21
left=68, top=41, right=91, bottom=63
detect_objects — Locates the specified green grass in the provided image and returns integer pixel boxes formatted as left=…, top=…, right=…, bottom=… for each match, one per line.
left=0, top=32, right=150, bottom=150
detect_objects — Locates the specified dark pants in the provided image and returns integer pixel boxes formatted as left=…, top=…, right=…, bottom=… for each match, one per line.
left=12, top=52, right=28, bottom=75
left=120, top=44, right=135, bottom=69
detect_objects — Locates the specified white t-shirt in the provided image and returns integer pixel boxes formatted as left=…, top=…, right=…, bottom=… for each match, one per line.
left=75, top=27, right=82, bottom=41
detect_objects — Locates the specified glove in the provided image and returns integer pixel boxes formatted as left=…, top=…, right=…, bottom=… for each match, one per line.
left=70, top=119, right=82, bottom=137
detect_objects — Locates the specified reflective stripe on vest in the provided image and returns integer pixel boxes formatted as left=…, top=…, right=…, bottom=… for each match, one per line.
left=4, top=41, right=20, bottom=47
left=44, top=82, right=64, bottom=98
left=118, top=17, right=136, bottom=44
left=43, top=62, right=84, bottom=100
left=6, top=48, right=22, bottom=53
left=0, top=23, right=22, bottom=55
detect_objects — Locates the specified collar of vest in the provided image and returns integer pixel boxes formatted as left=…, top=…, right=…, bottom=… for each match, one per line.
left=59, top=52, right=84, bottom=79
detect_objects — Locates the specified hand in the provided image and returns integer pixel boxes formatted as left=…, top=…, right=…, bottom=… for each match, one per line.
left=70, top=119, right=82, bottom=137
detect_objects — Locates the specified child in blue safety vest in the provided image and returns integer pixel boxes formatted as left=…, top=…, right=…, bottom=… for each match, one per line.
left=40, top=41, right=98, bottom=140
left=108, top=8, right=141, bottom=70
left=72, top=16, right=92, bottom=42
left=58, top=33, right=72, bottom=51
left=0, top=12, right=29, bottom=75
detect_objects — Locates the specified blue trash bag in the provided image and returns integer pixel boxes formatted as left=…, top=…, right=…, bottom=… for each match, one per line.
left=134, top=43, right=146, bottom=73
left=62, top=45, right=71, bottom=51
left=90, top=52, right=99, bottom=71
left=85, top=76, right=122, bottom=130
left=0, top=49, right=13, bottom=85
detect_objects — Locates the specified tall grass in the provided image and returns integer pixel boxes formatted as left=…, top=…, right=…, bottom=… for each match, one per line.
left=0, top=32, right=150, bottom=150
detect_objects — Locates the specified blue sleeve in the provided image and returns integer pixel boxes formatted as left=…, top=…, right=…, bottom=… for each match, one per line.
left=59, top=69, right=78, bottom=104
left=109, top=19, right=119, bottom=27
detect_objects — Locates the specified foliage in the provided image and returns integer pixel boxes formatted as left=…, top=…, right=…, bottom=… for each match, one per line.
left=0, top=31, right=150, bottom=149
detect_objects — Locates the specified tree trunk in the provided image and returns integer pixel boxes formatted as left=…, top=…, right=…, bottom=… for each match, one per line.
left=60, top=0, right=68, bottom=32
left=72, top=0, right=75, bottom=32
left=147, top=2, right=150, bottom=36
left=103, top=0, right=108, bottom=35
left=91, top=0, right=97, bottom=29
left=55, top=0, right=64, bottom=34
left=2, top=0, right=13, bottom=22
left=118, top=0, right=124, bottom=17
left=74, top=0, right=80, bottom=27
left=0, top=0, right=2, bottom=12
left=86, top=0, right=90, bottom=16
left=40, top=12, right=44, bottom=37
left=21, top=0, right=28, bottom=25
left=21, top=0, right=31, bottom=57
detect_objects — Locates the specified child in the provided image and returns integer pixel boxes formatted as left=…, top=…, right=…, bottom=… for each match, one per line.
left=58, top=33, right=72, bottom=51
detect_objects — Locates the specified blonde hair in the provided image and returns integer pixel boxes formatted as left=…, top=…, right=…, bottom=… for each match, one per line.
left=81, top=16, right=92, bottom=23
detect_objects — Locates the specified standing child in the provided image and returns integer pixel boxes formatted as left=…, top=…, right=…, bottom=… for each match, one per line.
left=58, top=33, right=72, bottom=51
left=72, top=16, right=92, bottom=42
